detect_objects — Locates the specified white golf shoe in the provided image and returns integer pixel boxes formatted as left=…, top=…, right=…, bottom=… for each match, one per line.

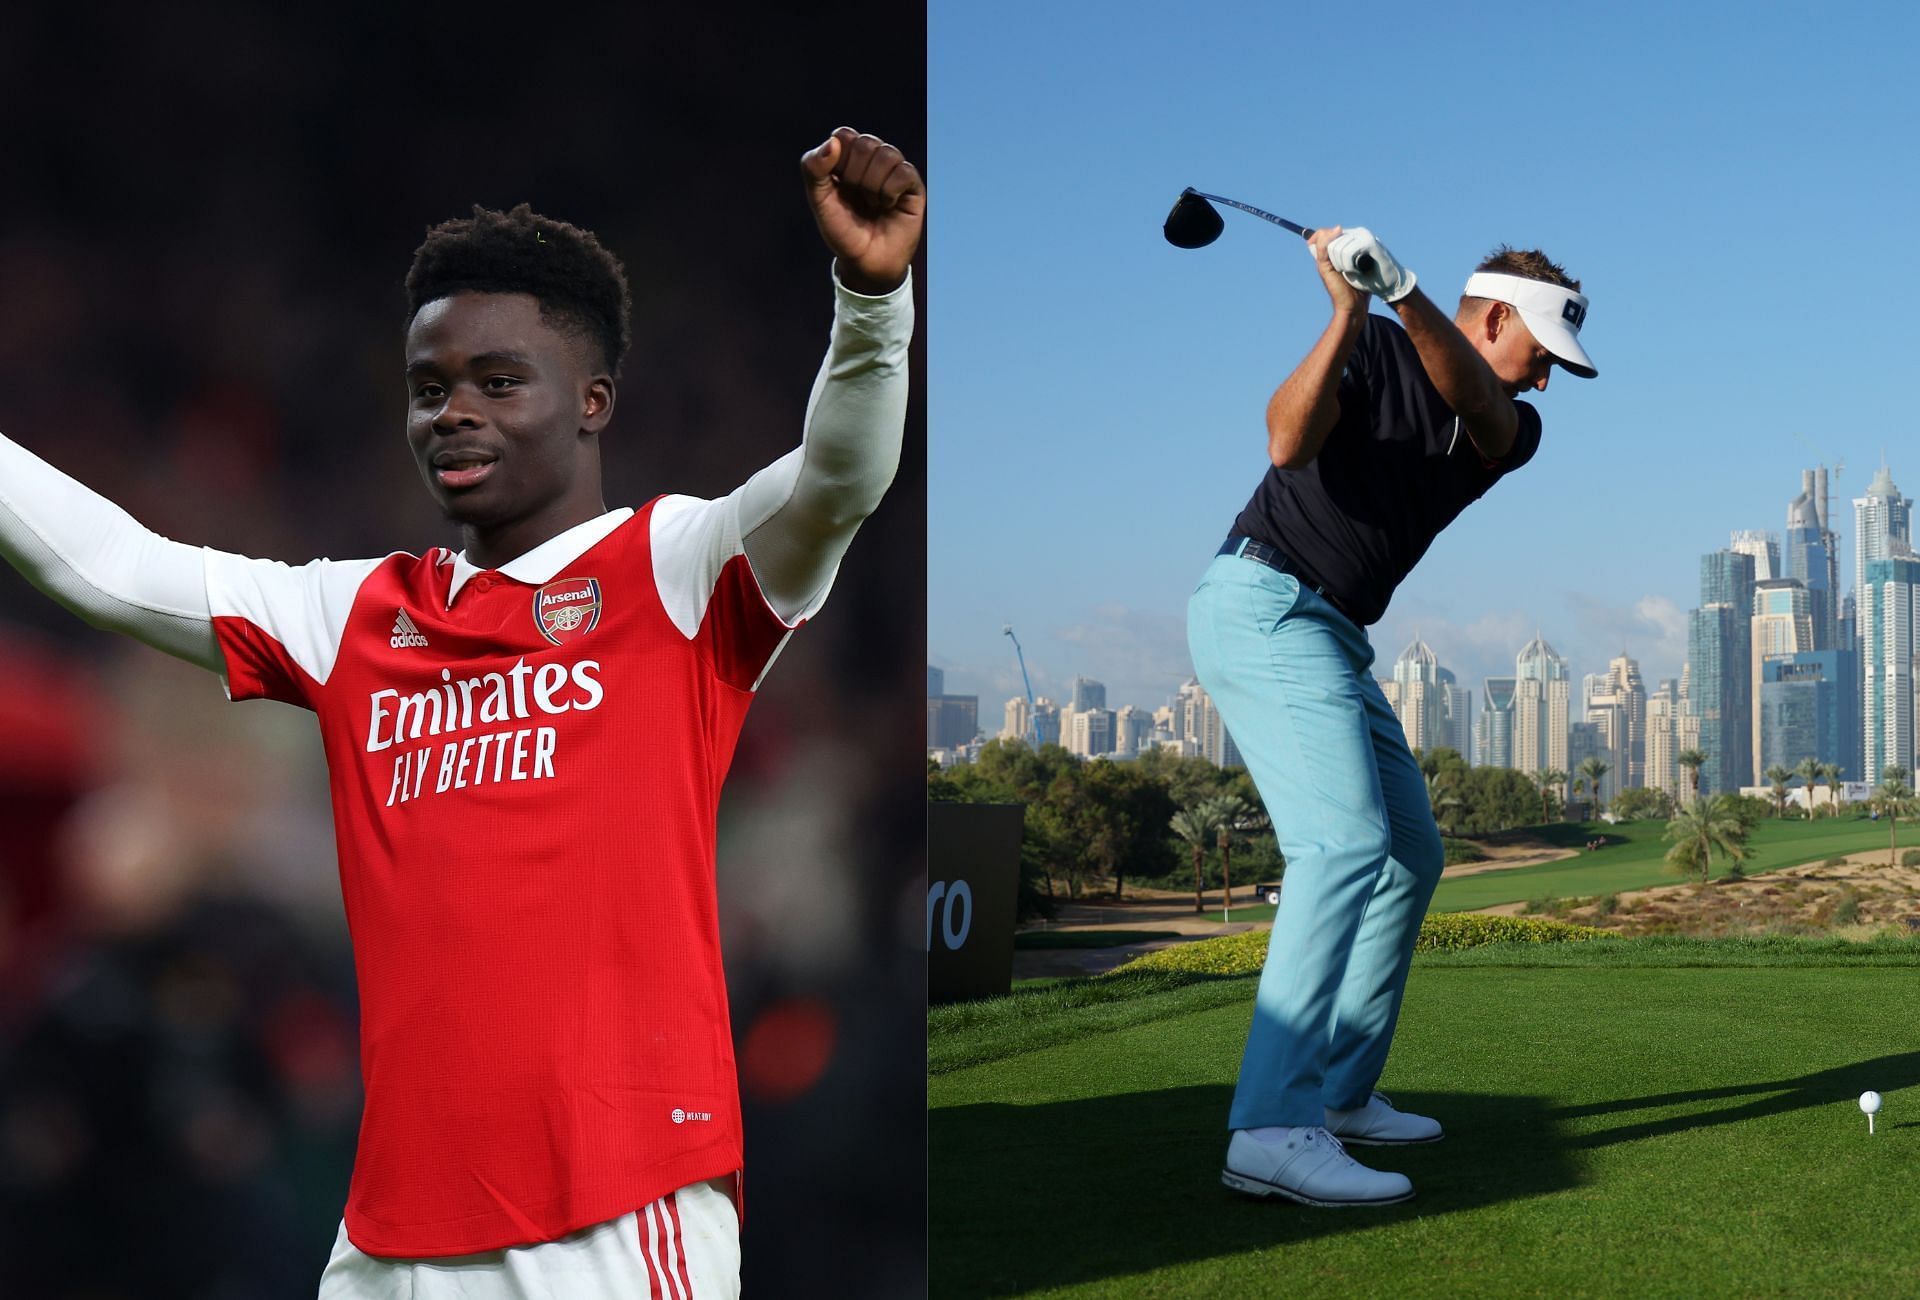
left=1323, top=1091, right=1443, bottom=1146
left=1221, top=1126, right=1414, bottom=1207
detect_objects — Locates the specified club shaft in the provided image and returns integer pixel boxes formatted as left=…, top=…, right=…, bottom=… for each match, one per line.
left=1189, top=190, right=1311, bottom=239
left=1185, top=188, right=1377, bottom=277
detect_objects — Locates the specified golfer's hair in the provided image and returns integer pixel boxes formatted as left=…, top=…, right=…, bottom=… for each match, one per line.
left=1473, top=246, right=1580, bottom=292
left=406, top=204, right=633, bottom=378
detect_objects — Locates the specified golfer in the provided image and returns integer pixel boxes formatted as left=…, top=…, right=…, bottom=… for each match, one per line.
left=1189, top=226, right=1596, bottom=1206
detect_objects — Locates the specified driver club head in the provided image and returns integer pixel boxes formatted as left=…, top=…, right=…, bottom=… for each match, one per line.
left=1163, top=189, right=1224, bottom=249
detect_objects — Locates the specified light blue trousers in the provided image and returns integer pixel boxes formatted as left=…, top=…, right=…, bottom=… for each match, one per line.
left=1186, top=552, right=1444, bottom=1129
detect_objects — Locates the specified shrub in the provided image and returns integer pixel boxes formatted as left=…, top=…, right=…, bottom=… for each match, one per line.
left=1823, top=856, right=1850, bottom=868
left=1107, top=928, right=1274, bottom=976
left=1834, top=892, right=1861, bottom=925
left=1903, top=850, right=1920, bottom=868
left=1105, top=914, right=1608, bottom=977
left=1442, top=837, right=1485, bottom=866
left=1413, top=913, right=1612, bottom=953
left=1522, top=895, right=1554, bottom=915
left=1596, top=893, right=1619, bottom=916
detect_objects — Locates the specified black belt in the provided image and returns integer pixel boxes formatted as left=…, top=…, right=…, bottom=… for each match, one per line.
left=1218, top=534, right=1356, bottom=622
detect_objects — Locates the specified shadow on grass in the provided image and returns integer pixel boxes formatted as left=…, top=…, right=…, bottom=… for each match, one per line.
left=930, top=1084, right=1574, bottom=1298
left=1559, top=1051, right=1920, bottom=1148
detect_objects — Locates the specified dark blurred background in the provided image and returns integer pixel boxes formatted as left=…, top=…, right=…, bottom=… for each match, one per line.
left=0, top=5, right=925, bottom=1296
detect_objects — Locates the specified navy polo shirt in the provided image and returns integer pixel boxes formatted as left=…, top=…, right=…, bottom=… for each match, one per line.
left=1230, top=313, right=1542, bottom=626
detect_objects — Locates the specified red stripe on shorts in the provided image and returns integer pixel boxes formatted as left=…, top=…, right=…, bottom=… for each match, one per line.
left=641, top=1204, right=667, bottom=1300
left=666, top=1191, right=696, bottom=1298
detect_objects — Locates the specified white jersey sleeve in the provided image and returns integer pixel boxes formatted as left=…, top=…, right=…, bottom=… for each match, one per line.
left=0, top=430, right=221, bottom=670
left=735, top=265, right=913, bottom=624
left=650, top=491, right=799, bottom=693
left=203, top=551, right=391, bottom=706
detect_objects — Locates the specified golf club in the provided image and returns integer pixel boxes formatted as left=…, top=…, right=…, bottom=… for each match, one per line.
left=1164, top=187, right=1376, bottom=277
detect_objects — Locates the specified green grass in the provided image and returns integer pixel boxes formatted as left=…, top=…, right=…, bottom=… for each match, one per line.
left=1430, top=816, right=1905, bottom=911
left=1014, top=930, right=1182, bottom=950
left=931, top=937, right=1920, bottom=1297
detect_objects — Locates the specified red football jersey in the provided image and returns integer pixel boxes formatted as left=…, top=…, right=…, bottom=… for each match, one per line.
left=205, top=493, right=804, bottom=1258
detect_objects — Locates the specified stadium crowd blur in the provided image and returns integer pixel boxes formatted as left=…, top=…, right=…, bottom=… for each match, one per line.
left=0, top=7, right=926, bottom=1296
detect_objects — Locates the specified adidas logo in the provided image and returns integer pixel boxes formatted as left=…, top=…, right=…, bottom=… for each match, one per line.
left=390, top=609, right=430, bottom=650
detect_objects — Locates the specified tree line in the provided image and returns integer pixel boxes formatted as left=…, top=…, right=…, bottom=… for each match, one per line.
left=930, top=742, right=1920, bottom=921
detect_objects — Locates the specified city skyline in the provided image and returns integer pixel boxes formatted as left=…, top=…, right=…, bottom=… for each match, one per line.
left=933, top=457, right=1909, bottom=723
left=934, top=457, right=1913, bottom=809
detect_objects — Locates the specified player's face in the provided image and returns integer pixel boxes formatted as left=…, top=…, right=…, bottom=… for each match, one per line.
left=1479, top=304, right=1555, bottom=396
left=404, top=292, right=613, bottom=531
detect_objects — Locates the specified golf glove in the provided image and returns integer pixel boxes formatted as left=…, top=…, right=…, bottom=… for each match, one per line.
left=1326, top=228, right=1416, bottom=303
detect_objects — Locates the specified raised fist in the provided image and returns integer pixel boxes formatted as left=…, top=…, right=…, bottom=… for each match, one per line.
left=801, top=127, right=925, bottom=296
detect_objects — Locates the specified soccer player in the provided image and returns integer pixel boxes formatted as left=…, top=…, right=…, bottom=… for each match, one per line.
left=0, top=125, right=921, bottom=1295
left=1190, top=225, right=1595, bottom=1207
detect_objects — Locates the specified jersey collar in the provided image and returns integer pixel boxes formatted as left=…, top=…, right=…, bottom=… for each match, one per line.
left=443, top=507, right=636, bottom=606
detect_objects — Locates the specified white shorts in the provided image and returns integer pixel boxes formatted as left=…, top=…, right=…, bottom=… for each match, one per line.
left=317, top=1177, right=740, bottom=1299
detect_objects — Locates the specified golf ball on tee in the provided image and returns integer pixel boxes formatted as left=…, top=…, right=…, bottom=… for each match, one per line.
left=1860, top=1091, right=1883, bottom=1115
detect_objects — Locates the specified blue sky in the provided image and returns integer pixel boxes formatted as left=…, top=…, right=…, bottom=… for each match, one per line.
left=928, top=0, right=1918, bottom=724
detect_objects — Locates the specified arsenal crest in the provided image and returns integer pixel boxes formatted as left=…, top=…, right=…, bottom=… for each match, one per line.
left=534, top=577, right=602, bottom=646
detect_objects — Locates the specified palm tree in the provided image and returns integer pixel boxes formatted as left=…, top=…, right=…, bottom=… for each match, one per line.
left=1170, top=803, right=1222, bottom=915
left=1578, top=756, right=1612, bottom=820
left=1872, top=766, right=1918, bottom=869
left=1764, top=765, right=1794, bottom=819
left=1200, top=794, right=1256, bottom=920
left=1535, top=768, right=1567, bottom=823
left=1795, top=756, right=1821, bottom=818
left=1424, top=769, right=1464, bottom=835
left=1663, top=794, right=1750, bottom=885
left=1676, top=749, right=1707, bottom=809
left=1818, top=762, right=1844, bottom=816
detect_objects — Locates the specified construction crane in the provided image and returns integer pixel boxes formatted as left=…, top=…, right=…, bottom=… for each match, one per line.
left=1002, top=625, right=1042, bottom=752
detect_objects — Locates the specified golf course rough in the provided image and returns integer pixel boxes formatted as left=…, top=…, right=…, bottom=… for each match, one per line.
left=1110, top=914, right=1608, bottom=977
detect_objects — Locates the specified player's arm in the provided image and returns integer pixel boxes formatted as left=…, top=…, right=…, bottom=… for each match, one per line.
left=1388, top=287, right=1517, bottom=460
left=737, top=127, right=922, bottom=623
left=1266, top=227, right=1369, bottom=469
left=1323, top=227, right=1518, bottom=460
left=0, top=430, right=223, bottom=670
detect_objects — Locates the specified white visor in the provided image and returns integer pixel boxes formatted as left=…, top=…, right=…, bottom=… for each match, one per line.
left=1463, top=271, right=1597, bottom=379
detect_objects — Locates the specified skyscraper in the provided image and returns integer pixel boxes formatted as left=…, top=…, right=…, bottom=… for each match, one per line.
left=1070, top=675, right=1107, bottom=712
left=1689, top=548, right=1756, bottom=795
left=1784, top=468, right=1841, bottom=650
left=1514, top=633, right=1570, bottom=777
left=1480, top=676, right=1517, bottom=769
left=1438, top=666, right=1474, bottom=763
left=1646, top=678, right=1679, bottom=802
left=1730, top=529, right=1779, bottom=581
left=1749, top=578, right=1813, bottom=778
left=1388, top=636, right=1446, bottom=755
left=1582, top=672, right=1624, bottom=805
left=1677, top=665, right=1703, bottom=804
left=1759, top=651, right=1853, bottom=780
left=1861, top=554, right=1920, bottom=785
left=1113, top=704, right=1153, bottom=758
left=1003, top=695, right=1030, bottom=744
left=1853, top=464, right=1913, bottom=599
left=1175, top=678, right=1240, bottom=768
left=1584, top=653, right=1646, bottom=798
left=1066, top=706, right=1115, bottom=758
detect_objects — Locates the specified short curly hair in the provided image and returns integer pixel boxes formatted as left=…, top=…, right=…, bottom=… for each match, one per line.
left=405, top=203, right=633, bottom=378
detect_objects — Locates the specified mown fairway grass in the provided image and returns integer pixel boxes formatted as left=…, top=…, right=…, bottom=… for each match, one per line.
left=931, top=939, right=1920, bottom=1297
left=1428, top=816, right=1906, bottom=911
